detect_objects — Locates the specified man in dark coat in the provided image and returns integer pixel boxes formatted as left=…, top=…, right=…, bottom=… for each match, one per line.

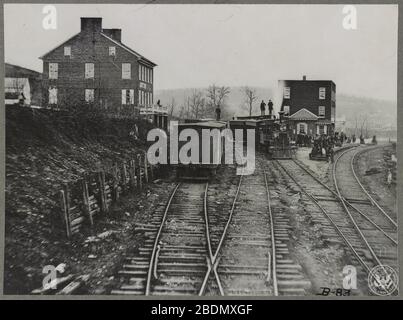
left=267, top=100, right=273, bottom=118
left=260, top=100, right=266, bottom=116
left=216, top=106, right=221, bottom=121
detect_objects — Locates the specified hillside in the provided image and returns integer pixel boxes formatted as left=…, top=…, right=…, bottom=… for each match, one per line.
left=4, top=106, right=156, bottom=293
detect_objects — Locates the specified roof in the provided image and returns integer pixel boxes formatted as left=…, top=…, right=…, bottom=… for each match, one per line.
left=178, top=121, right=227, bottom=129
left=39, top=33, right=81, bottom=59
left=229, top=119, right=258, bottom=127
left=279, top=79, right=336, bottom=86
left=5, top=63, right=42, bottom=79
left=100, top=33, right=157, bottom=67
left=39, top=32, right=157, bottom=67
left=289, top=108, right=318, bottom=121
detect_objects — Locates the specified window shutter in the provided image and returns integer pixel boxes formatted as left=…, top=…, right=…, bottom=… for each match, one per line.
left=283, top=87, right=290, bottom=99
left=129, top=90, right=134, bottom=104
left=122, top=90, right=126, bottom=104
left=48, top=87, right=57, bottom=104
left=319, top=87, right=326, bottom=99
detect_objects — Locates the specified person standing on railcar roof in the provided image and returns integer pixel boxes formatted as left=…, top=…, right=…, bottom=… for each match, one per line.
left=260, top=100, right=266, bottom=116
left=268, top=100, right=273, bottom=118
left=216, top=106, right=221, bottom=121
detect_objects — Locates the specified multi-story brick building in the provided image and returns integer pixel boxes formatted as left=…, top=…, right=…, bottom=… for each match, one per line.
left=40, top=17, right=156, bottom=115
left=279, top=76, right=336, bottom=136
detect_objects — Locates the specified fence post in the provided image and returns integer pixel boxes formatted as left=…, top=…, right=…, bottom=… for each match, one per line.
left=144, top=151, right=149, bottom=183
left=149, top=163, right=154, bottom=181
left=113, top=164, right=120, bottom=201
left=61, top=184, right=72, bottom=238
left=122, top=162, right=128, bottom=193
left=137, top=154, right=143, bottom=190
left=81, top=176, right=94, bottom=227
left=98, top=171, right=106, bottom=213
left=128, top=160, right=136, bottom=191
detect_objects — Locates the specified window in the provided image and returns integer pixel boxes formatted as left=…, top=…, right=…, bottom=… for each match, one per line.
left=121, top=89, right=134, bottom=105
left=150, top=69, right=153, bottom=84
left=299, top=123, right=306, bottom=134
left=283, top=87, right=290, bottom=99
left=142, top=66, right=145, bottom=82
left=319, top=87, right=326, bottom=100
left=85, top=89, right=94, bottom=103
left=283, top=105, right=290, bottom=115
left=122, top=63, right=131, bottom=79
left=318, top=106, right=325, bottom=117
left=150, top=92, right=153, bottom=105
left=109, top=46, right=116, bottom=56
left=64, top=46, right=71, bottom=56
left=141, top=91, right=145, bottom=106
left=48, top=87, right=57, bottom=104
left=85, top=63, right=94, bottom=79
left=49, top=63, right=58, bottom=79
left=319, top=125, right=325, bottom=135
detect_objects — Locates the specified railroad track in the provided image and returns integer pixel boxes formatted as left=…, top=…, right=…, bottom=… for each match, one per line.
left=349, top=145, right=397, bottom=224
left=112, top=182, right=209, bottom=295
left=205, top=168, right=277, bottom=295
left=274, top=151, right=397, bottom=282
left=111, top=158, right=312, bottom=296
left=333, top=147, right=398, bottom=268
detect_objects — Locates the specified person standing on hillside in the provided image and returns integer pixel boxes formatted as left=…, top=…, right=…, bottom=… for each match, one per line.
left=387, top=169, right=393, bottom=188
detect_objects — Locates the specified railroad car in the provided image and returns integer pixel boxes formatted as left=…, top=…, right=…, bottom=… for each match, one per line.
left=173, top=120, right=228, bottom=179
left=228, top=119, right=259, bottom=147
left=230, top=116, right=296, bottom=159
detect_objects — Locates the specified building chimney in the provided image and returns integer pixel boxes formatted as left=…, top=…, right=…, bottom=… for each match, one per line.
left=303, top=75, right=307, bottom=81
left=102, top=28, right=122, bottom=42
left=81, top=17, right=102, bottom=33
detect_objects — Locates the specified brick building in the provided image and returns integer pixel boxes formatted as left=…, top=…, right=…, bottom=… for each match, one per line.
left=40, top=17, right=156, bottom=115
left=279, top=76, right=336, bottom=135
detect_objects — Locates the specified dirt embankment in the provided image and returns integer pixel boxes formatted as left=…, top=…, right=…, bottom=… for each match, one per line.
left=4, top=106, right=159, bottom=294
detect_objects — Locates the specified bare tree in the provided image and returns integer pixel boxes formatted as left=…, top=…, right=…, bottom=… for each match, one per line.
left=206, top=84, right=231, bottom=118
left=242, top=86, right=258, bottom=116
left=167, top=97, right=176, bottom=117
left=189, top=90, right=206, bottom=119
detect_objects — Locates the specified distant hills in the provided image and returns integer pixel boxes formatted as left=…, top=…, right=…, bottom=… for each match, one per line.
left=155, top=86, right=397, bottom=131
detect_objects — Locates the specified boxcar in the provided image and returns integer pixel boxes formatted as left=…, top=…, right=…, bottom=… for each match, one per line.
left=173, top=120, right=228, bottom=179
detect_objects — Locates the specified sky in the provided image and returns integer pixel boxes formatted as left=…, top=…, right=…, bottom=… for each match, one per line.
left=4, top=4, right=398, bottom=102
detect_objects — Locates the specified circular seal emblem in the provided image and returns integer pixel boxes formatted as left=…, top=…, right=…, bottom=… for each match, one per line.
left=368, top=265, right=398, bottom=296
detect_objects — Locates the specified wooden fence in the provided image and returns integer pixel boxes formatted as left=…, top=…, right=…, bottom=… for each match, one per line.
left=58, top=151, right=161, bottom=238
